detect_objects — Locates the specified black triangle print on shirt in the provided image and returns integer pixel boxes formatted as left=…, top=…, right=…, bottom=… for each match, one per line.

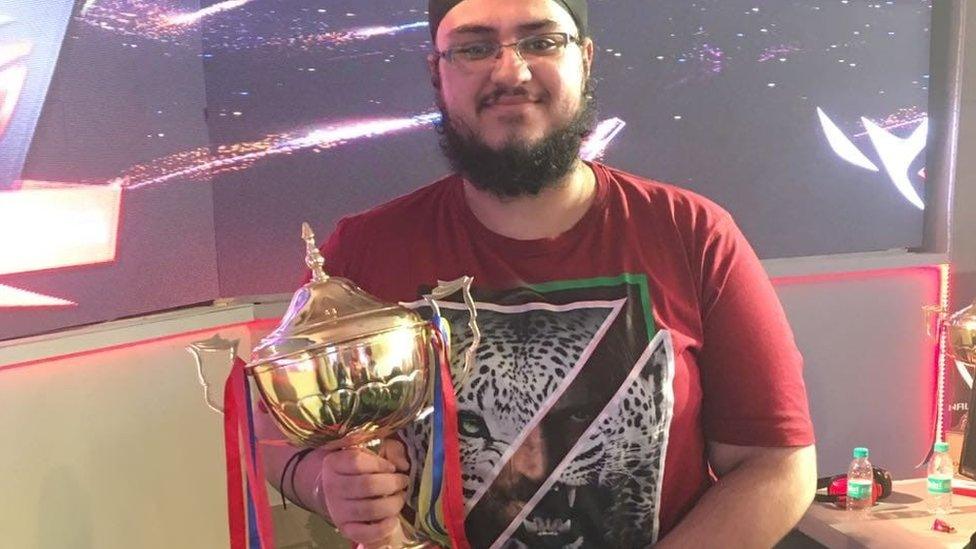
left=402, top=276, right=675, bottom=549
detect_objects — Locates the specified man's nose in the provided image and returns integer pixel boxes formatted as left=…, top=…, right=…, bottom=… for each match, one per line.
left=490, top=45, right=532, bottom=88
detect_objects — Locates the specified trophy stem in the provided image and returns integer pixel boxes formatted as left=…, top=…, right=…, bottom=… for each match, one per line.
left=353, top=439, right=436, bottom=548
left=357, top=438, right=382, bottom=454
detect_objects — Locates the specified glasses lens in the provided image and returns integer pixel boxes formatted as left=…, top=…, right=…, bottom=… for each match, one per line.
left=447, top=33, right=572, bottom=68
left=518, top=33, right=568, bottom=57
left=453, top=42, right=497, bottom=63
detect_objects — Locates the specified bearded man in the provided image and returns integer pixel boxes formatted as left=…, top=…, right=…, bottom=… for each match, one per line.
left=258, top=1, right=817, bottom=547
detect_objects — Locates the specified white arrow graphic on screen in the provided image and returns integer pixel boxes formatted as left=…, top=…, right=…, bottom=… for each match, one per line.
left=816, top=107, right=926, bottom=210
left=0, top=283, right=75, bottom=307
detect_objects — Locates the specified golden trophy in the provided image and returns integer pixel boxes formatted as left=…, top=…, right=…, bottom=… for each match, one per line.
left=242, top=222, right=479, bottom=547
left=944, top=299, right=976, bottom=375
left=926, top=299, right=976, bottom=476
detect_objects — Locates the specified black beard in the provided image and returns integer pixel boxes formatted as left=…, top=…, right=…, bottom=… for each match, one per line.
left=436, top=82, right=597, bottom=199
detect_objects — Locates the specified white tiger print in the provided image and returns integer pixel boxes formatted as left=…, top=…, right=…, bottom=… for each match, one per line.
left=401, top=306, right=671, bottom=549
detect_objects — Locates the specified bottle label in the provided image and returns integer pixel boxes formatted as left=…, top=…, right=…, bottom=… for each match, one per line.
left=847, top=479, right=872, bottom=501
left=928, top=476, right=952, bottom=494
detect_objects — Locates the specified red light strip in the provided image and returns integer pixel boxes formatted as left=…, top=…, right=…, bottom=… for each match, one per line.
left=937, top=263, right=951, bottom=442
left=0, top=318, right=278, bottom=373
left=771, top=265, right=942, bottom=286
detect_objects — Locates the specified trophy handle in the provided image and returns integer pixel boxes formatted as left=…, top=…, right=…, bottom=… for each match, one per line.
left=923, top=304, right=946, bottom=340
left=186, top=334, right=242, bottom=415
left=424, top=276, right=480, bottom=392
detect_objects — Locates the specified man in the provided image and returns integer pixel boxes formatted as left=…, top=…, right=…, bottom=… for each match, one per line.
left=258, top=1, right=817, bottom=547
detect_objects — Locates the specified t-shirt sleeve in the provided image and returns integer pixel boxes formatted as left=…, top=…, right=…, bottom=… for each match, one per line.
left=694, top=211, right=815, bottom=447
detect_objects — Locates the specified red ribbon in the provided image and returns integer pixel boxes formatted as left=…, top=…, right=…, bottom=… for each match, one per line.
left=223, top=362, right=246, bottom=548
left=434, top=330, right=471, bottom=549
left=224, top=357, right=276, bottom=548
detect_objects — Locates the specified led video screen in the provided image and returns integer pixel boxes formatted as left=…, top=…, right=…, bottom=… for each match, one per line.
left=1, top=0, right=219, bottom=339
left=1, top=0, right=936, bottom=340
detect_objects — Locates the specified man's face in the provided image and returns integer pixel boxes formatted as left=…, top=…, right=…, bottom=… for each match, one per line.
left=432, top=0, right=594, bottom=151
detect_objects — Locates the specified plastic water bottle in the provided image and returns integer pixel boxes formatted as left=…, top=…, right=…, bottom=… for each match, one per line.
left=927, top=441, right=953, bottom=515
left=846, top=447, right=874, bottom=515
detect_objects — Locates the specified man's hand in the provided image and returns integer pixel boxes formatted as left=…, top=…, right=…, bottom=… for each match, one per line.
left=320, top=439, right=411, bottom=548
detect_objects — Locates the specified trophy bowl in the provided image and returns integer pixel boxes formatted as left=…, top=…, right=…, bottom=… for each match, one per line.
left=246, top=223, right=478, bottom=452
left=928, top=299, right=976, bottom=390
left=248, top=295, right=438, bottom=450
left=946, top=300, right=976, bottom=369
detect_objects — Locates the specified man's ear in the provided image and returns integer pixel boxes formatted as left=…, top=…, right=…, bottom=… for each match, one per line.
left=427, top=53, right=441, bottom=89
left=581, top=37, right=594, bottom=80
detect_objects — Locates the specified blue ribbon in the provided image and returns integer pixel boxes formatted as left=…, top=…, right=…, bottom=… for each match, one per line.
left=244, top=375, right=263, bottom=548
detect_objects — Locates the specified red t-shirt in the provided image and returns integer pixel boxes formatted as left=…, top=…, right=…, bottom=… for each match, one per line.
left=320, top=162, right=814, bottom=548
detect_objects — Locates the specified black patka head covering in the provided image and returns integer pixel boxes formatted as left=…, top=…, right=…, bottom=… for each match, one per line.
left=427, top=0, right=588, bottom=44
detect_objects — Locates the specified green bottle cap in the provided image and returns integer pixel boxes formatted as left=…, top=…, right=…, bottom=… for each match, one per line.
left=853, top=447, right=869, bottom=458
left=935, top=442, right=949, bottom=453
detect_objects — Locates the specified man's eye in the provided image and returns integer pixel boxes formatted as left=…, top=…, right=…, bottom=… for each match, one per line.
left=523, top=37, right=558, bottom=53
left=456, top=43, right=495, bottom=59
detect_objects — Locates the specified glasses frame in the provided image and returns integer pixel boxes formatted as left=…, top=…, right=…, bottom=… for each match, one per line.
left=435, top=31, right=581, bottom=67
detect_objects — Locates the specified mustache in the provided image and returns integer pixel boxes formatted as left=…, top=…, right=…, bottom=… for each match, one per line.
left=477, top=87, right=544, bottom=112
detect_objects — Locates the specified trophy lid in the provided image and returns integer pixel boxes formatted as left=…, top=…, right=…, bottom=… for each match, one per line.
left=249, top=223, right=425, bottom=367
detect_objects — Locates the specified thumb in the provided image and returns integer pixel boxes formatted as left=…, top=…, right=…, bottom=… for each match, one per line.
left=378, top=438, right=410, bottom=473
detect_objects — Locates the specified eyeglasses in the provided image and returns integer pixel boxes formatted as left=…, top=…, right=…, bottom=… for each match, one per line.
left=436, top=32, right=580, bottom=69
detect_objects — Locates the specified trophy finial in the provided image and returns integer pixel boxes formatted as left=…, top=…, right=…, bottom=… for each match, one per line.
left=302, top=222, right=329, bottom=283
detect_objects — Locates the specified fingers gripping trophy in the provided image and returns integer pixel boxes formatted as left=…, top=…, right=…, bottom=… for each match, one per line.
left=222, top=223, right=479, bottom=549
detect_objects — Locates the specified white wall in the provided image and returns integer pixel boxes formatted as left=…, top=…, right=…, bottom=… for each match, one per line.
left=0, top=305, right=345, bottom=548
left=0, top=320, right=252, bottom=548
left=775, top=268, right=940, bottom=479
